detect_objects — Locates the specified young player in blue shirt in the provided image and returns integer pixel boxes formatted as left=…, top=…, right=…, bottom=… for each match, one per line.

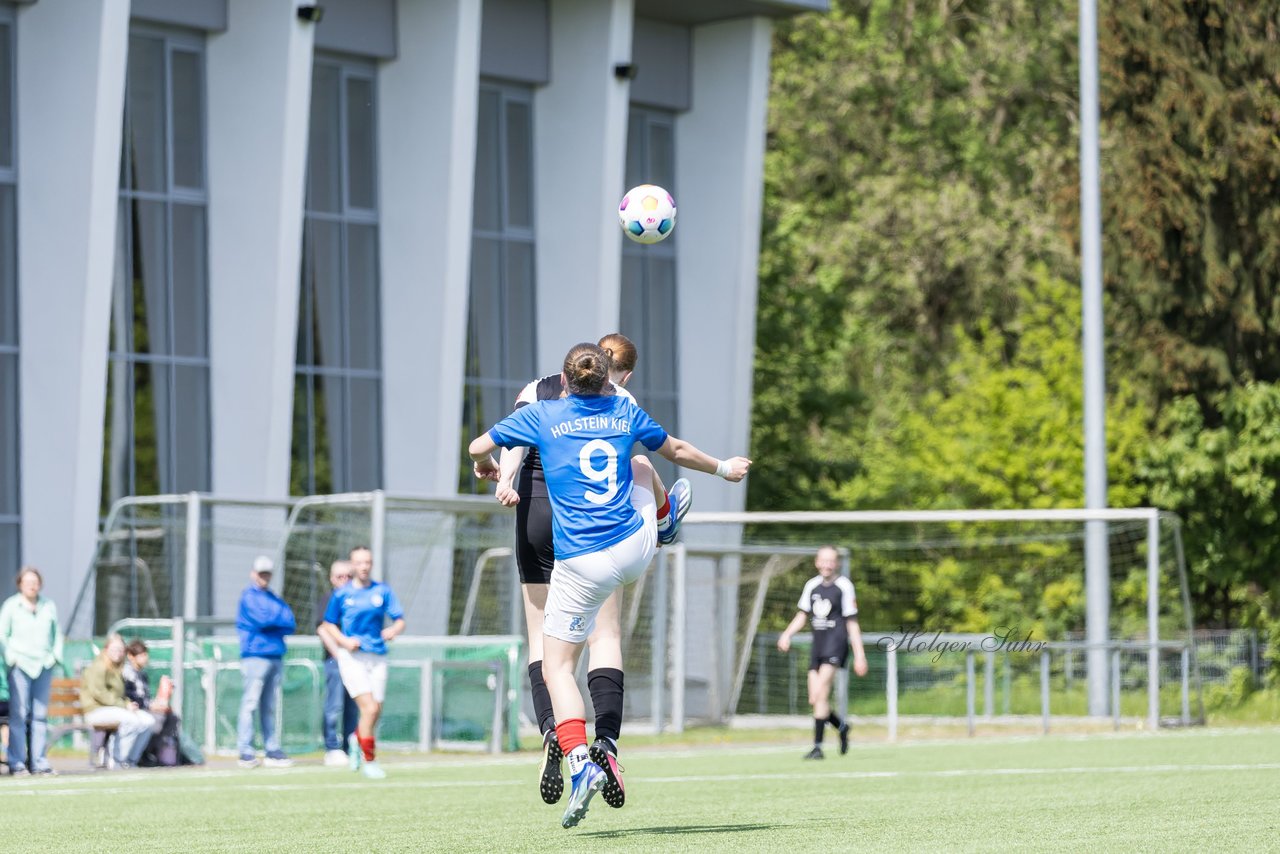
left=469, top=342, right=751, bottom=828
left=318, top=546, right=405, bottom=780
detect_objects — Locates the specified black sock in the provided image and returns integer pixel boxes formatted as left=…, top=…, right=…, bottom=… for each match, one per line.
left=814, top=718, right=825, bottom=745
left=828, top=712, right=843, bottom=730
left=587, top=668, right=625, bottom=745
left=528, top=661, right=556, bottom=736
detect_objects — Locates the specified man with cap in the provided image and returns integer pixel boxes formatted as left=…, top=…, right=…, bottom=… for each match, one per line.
left=235, top=555, right=297, bottom=769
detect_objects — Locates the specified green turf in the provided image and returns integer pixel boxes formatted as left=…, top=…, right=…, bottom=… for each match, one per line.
left=7, top=728, right=1280, bottom=853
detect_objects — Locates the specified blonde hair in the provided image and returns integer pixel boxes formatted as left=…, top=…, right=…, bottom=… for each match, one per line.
left=15, top=566, right=42, bottom=589
left=597, top=333, right=637, bottom=375
left=563, top=343, right=610, bottom=395
left=99, top=633, right=126, bottom=669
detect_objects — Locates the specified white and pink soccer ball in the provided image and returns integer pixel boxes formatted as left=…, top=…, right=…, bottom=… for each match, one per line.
left=618, top=184, right=676, bottom=245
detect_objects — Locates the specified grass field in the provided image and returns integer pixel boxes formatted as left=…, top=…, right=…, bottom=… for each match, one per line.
left=7, top=728, right=1280, bottom=853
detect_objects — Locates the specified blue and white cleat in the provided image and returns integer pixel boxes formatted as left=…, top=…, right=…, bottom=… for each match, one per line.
left=560, top=761, right=606, bottom=829
left=348, top=733, right=362, bottom=772
left=657, top=478, right=692, bottom=546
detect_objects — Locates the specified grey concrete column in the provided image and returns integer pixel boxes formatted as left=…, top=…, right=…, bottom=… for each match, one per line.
left=16, top=0, right=130, bottom=612
left=206, top=0, right=315, bottom=499
left=378, top=0, right=483, bottom=633
left=533, top=0, right=633, bottom=368
left=379, top=0, right=482, bottom=498
left=675, top=16, right=772, bottom=515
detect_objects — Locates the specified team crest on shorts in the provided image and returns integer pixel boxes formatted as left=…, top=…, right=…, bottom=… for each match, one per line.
left=371, top=594, right=384, bottom=607
left=569, top=615, right=585, bottom=633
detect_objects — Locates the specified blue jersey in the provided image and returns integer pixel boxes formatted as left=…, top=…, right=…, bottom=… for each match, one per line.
left=488, top=393, right=668, bottom=559
left=323, top=581, right=404, bottom=655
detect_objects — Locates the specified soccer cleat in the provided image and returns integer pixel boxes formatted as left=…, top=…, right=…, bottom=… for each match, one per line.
left=324, top=749, right=348, bottom=767
left=838, top=723, right=851, bottom=755
left=588, top=739, right=625, bottom=808
left=803, top=746, right=824, bottom=760
left=657, top=478, right=692, bottom=545
left=539, top=731, right=565, bottom=805
left=237, top=754, right=260, bottom=769
left=263, top=752, right=294, bottom=768
left=361, top=761, right=386, bottom=780
left=347, top=733, right=362, bottom=772
left=560, top=762, right=605, bottom=829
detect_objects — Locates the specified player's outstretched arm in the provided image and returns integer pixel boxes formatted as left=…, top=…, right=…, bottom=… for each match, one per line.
left=468, top=433, right=501, bottom=480
left=656, top=436, right=751, bottom=482
left=494, top=447, right=525, bottom=507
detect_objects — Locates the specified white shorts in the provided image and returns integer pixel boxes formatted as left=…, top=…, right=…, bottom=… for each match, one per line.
left=544, top=480, right=658, bottom=644
left=334, top=649, right=388, bottom=703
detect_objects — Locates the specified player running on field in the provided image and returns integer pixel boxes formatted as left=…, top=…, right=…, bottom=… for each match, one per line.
left=470, top=342, right=750, bottom=828
left=777, top=545, right=868, bottom=759
left=483, top=333, right=684, bottom=809
left=318, top=546, right=405, bottom=780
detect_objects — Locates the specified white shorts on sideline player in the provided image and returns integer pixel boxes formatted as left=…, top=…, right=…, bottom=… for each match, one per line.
left=334, top=648, right=388, bottom=703
left=544, top=479, right=658, bottom=644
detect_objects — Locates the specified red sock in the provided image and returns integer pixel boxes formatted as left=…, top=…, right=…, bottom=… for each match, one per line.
left=555, top=718, right=588, bottom=755
left=359, top=735, right=376, bottom=762
left=657, top=492, right=671, bottom=520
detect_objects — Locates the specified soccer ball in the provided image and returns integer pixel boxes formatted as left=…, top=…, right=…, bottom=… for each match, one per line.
left=618, top=184, right=676, bottom=244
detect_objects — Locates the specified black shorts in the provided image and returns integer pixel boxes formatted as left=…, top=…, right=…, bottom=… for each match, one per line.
left=515, top=490, right=556, bottom=585
left=809, top=642, right=848, bottom=672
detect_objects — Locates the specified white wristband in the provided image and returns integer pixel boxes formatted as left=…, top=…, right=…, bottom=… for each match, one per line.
left=714, top=459, right=732, bottom=479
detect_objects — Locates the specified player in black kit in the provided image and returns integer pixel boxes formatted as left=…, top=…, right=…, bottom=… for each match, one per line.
left=777, top=545, right=868, bottom=759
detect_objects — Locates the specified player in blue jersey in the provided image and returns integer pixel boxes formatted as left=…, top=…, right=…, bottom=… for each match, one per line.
left=469, top=342, right=751, bottom=828
left=318, top=545, right=405, bottom=780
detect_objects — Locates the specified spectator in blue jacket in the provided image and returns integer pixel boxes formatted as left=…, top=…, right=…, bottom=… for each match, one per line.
left=235, top=556, right=296, bottom=769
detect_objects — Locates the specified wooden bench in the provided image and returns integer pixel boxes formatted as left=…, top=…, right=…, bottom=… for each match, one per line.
left=49, top=677, right=120, bottom=769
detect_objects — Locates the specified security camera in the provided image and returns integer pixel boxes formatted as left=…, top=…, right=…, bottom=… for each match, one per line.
left=297, top=4, right=324, bottom=23
left=613, top=63, right=638, bottom=81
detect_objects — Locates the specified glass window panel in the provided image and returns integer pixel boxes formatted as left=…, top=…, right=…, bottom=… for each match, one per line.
left=305, top=219, right=343, bottom=369
left=647, top=122, right=675, bottom=189
left=131, top=362, right=170, bottom=498
left=171, top=203, right=208, bottom=358
left=345, top=224, right=380, bottom=371
left=467, top=237, right=502, bottom=382
left=172, top=365, right=210, bottom=493
left=101, top=358, right=131, bottom=515
left=170, top=49, right=205, bottom=190
left=0, top=23, right=11, bottom=169
left=345, top=75, right=376, bottom=211
left=504, top=98, right=533, bottom=229
left=0, top=524, right=17, bottom=579
left=317, top=372, right=347, bottom=492
left=0, top=354, right=17, bottom=515
left=504, top=240, right=536, bottom=381
left=347, top=378, right=381, bottom=491
left=624, top=110, right=644, bottom=188
left=289, top=373, right=315, bottom=496
left=646, top=256, right=679, bottom=391
left=306, top=63, right=342, bottom=213
left=0, top=185, right=15, bottom=346
left=126, top=35, right=167, bottom=193
left=472, top=89, right=501, bottom=231
left=130, top=199, right=169, bottom=356
left=109, top=199, right=131, bottom=354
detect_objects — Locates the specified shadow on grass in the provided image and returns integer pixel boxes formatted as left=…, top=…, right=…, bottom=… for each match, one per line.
left=579, top=823, right=785, bottom=839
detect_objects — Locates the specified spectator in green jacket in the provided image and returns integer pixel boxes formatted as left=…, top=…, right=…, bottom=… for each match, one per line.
left=0, top=567, right=63, bottom=776
left=79, top=634, right=155, bottom=769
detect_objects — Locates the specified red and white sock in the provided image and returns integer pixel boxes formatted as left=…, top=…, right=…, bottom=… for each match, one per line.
left=359, top=735, right=376, bottom=762
left=556, top=718, right=590, bottom=776
left=656, top=492, right=673, bottom=533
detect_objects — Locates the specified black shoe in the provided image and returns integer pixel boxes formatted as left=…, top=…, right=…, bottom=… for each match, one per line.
left=588, top=738, right=626, bottom=809
left=539, top=731, right=564, bottom=805
left=803, top=746, right=824, bottom=760
left=838, top=723, right=850, bottom=755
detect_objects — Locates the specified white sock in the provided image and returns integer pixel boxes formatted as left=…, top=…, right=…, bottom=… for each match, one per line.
left=566, top=745, right=589, bottom=776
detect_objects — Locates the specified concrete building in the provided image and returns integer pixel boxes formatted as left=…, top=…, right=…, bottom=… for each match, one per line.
left=0, top=0, right=824, bottom=711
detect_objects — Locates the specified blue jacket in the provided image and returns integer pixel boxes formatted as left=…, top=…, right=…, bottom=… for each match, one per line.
left=236, top=585, right=296, bottom=659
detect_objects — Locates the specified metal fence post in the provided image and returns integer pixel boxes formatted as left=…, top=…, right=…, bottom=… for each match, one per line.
left=171, top=617, right=185, bottom=718
left=183, top=493, right=202, bottom=618
left=670, top=544, right=686, bottom=734
left=984, top=651, right=995, bottom=719
left=371, top=490, right=386, bottom=581
left=204, top=660, right=218, bottom=756
left=1180, top=646, right=1190, bottom=726
left=1040, top=651, right=1050, bottom=734
left=1111, top=648, right=1121, bottom=730
left=966, top=651, right=975, bottom=736
left=1147, top=512, right=1161, bottom=731
left=418, top=660, right=434, bottom=752
left=651, top=550, right=667, bottom=733
left=886, top=646, right=898, bottom=742
left=1003, top=652, right=1011, bottom=715
left=489, top=663, right=505, bottom=754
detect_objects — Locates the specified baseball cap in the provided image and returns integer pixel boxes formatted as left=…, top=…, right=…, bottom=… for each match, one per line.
left=252, top=555, right=275, bottom=573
